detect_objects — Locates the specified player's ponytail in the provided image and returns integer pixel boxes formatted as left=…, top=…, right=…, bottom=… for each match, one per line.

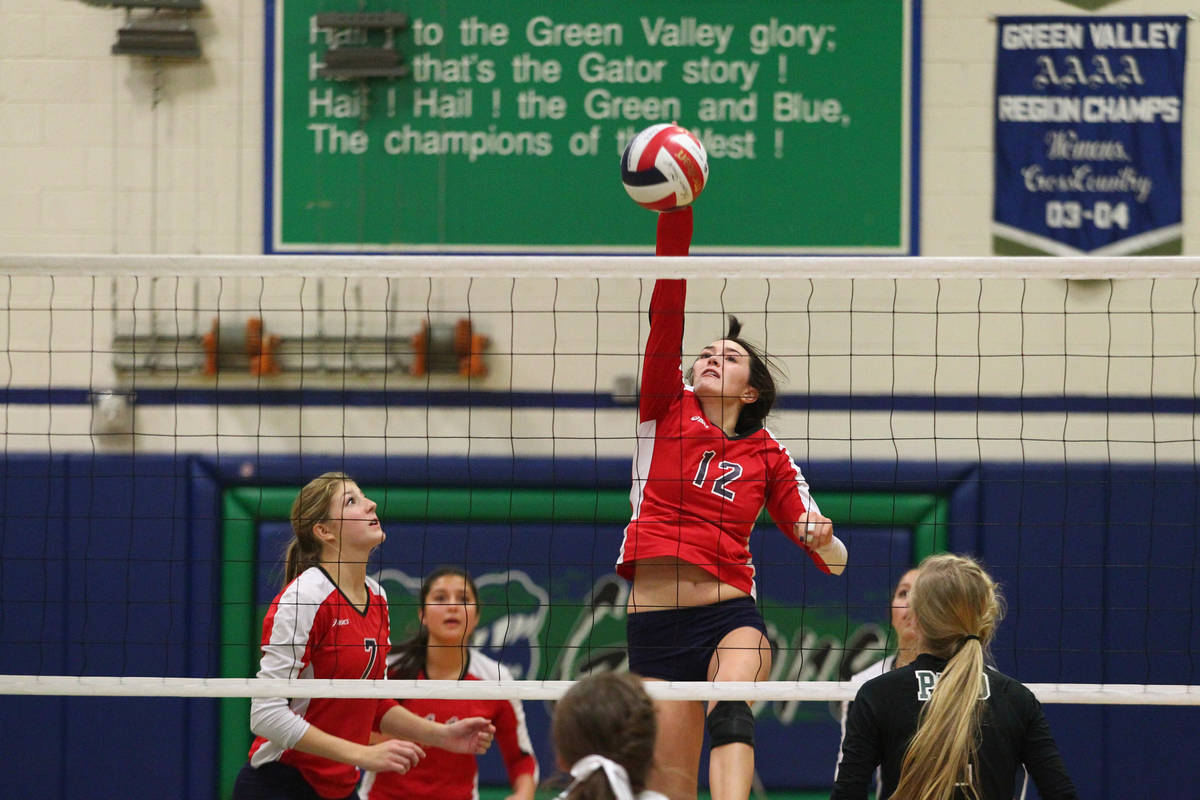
left=892, top=554, right=1004, bottom=800
left=284, top=471, right=352, bottom=585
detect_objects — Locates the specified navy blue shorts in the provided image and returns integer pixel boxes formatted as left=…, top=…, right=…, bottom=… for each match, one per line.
left=626, top=597, right=768, bottom=682
left=231, top=761, right=356, bottom=800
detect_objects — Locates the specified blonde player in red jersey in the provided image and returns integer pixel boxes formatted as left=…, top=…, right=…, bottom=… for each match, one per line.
left=232, top=473, right=496, bottom=800
left=360, top=567, right=538, bottom=800
left=616, top=208, right=848, bottom=800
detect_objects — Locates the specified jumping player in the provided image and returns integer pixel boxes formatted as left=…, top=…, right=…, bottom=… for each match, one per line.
left=232, top=472, right=495, bottom=800
left=617, top=207, right=849, bottom=800
left=360, top=567, right=538, bottom=800
left=832, top=553, right=1078, bottom=800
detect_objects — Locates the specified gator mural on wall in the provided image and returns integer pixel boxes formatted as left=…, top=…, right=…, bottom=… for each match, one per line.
left=220, top=483, right=945, bottom=793
left=377, top=567, right=900, bottom=726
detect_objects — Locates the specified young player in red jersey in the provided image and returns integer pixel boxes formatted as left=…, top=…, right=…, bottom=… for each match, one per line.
left=232, top=473, right=496, bottom=800
left=360, top=567, right=538, bottom=800
left=616, top=208, right=849, bottom=800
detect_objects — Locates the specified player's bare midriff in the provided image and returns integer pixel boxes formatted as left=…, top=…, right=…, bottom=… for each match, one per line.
left=626, top=555, right=751, bottom=612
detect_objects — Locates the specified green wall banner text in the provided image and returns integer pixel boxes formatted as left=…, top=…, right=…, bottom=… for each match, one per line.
left=269, top=1, right=916, bottom=253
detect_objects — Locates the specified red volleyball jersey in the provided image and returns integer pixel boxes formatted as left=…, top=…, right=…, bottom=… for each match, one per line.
left=361, top=651, right=538, bottom=800
left=248, top=567, right=398, bottom=798
left=615, top=278, right=831, bottom=597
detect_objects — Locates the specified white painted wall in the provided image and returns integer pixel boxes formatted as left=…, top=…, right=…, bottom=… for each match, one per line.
left=1, top=3, right=1198, bottom=465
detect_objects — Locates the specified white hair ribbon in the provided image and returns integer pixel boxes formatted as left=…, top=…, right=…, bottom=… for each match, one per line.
left=553, top=754, right=635, bottom=800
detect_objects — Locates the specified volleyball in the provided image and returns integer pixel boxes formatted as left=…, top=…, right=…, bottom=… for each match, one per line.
left=620, top=123, right=709, bottom=212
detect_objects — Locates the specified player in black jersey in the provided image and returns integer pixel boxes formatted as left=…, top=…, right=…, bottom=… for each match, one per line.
left=832, top=553, right=1078, bottom=800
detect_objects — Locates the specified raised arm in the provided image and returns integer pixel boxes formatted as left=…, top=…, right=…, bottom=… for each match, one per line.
left=640, top=277, right=687, bottom=423
left=639, top=208, right=693, bottom=422
left=656, top=205, right=692, bottom=256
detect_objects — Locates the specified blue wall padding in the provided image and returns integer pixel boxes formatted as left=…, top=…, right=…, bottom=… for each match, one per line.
left=1, top=454, right=1198, bottom=799
left=0, top=454, right=221, bottom=800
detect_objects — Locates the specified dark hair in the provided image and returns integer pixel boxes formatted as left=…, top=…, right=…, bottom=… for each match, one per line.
left=389, top=566, right=480, bottom=680
left=284, top=471, right=352, bottom=585
left=686, top=315, right=781, bottom=435
left=552, top=672, right=657, bottom=800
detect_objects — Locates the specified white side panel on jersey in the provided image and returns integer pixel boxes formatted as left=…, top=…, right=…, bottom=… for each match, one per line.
left=250, top=567, right=334, bottom=760
left=765, top=427, right=818, bottom=516
left=618, top=418, right=658, bottom=567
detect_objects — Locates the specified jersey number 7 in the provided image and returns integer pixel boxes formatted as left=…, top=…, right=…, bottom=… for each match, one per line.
left=361, top=637, right=378, bottom=679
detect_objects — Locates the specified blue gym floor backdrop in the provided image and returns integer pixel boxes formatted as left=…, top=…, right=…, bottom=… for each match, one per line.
left=1, top=454, right=1198, bottom=799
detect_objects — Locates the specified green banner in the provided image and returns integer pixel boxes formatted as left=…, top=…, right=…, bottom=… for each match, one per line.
left=269, top=0, right=915, bottom=253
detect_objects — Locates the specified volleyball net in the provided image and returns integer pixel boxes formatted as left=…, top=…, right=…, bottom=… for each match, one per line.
left=1, top=254, right=1199, bottom=796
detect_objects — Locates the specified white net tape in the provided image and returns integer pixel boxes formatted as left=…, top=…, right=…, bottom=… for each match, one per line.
left=4, top=253, right=1199, bottom=279
left=1, top=676, right=1197, bottom=705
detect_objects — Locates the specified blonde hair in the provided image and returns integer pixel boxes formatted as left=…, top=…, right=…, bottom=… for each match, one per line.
left=283, top=471, right=351, bottom=584
left=891, top=553, right=1005, bottom=800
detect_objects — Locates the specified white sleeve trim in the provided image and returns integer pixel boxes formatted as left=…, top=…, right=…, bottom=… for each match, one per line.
left=249, top=570, right=330, bottom=750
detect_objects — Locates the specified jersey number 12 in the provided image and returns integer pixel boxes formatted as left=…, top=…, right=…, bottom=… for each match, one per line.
left=692, top=450, right=742, bottom=501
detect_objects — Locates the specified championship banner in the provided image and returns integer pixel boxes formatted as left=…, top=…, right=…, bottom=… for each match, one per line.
left=993, top=16, right=1187, bottom=255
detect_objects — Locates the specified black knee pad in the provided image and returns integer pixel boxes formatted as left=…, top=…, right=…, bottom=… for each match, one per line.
left=706, top=700, right=755, bottom=748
